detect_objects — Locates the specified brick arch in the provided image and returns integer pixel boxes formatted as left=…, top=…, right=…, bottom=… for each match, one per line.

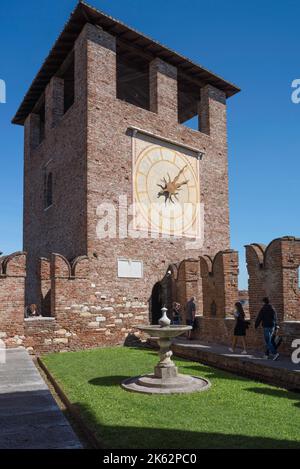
left=175, top=258, right=202, bottom=320
left=199, top=255, right=213, bottom=277
left=1, top=252, right=27, bottom=277
left=167, top=263, right=179, bottom=282
left=51, top=253, right=72, bottom=279
left=71, top=256, right=89, bottom=278
left=246, top=244, right=266, bottom=267
left=0, top=252, right=27, bottom=341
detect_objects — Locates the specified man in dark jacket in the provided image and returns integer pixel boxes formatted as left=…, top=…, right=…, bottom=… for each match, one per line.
left=255, top=297, right=279, bottom=360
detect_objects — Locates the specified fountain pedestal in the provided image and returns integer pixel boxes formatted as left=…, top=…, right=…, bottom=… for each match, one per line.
left=122, top=321, right=211, bottom=395
left=154, top=336, right=178, bottom=379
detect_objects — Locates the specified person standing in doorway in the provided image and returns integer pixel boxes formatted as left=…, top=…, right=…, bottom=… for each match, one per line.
left=255, top=297, right=279, bottom=361
left=186, top=297, right=196, bottom=340
left=24, top=304, right=41, bottom=318
left=172, top=302, right=181, bottom=325
left=229, top=302, right=248, bottom=354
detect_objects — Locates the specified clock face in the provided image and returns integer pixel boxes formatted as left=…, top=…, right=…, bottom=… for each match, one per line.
left=133, top=140, right=200, bottom=237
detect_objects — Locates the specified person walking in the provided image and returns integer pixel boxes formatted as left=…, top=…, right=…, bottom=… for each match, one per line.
left=229, top=302, right=249, bottom=354
left=186, top=297, right=196, bottom=340
left=255, top=297, right=279, bottom=361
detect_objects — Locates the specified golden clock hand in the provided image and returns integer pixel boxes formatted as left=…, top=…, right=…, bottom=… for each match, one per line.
left=176, top=180, right=189, bottom=190
left=172, top=165, right=187, bottom=184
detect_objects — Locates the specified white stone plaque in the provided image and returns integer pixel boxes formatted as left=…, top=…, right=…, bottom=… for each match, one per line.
left=117, top=259, right=143, bottom=279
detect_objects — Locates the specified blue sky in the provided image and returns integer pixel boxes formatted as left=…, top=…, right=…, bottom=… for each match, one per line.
left=0, top=0, right=299, bottom=288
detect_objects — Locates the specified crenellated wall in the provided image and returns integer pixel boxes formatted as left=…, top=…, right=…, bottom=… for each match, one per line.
left=190, top=250, right=239, bottom=345
left=0, top=252, right=26, bottom=346
left=0, top=251, right=148, bottom=353
left=1, top=237, right=299, bottom=355
left=245, top=236, right=300, bottom=352
left=191, top=237, right=300, bottom=354
left=24, top=253, right=148, bottom=353
left=200, top=250, right=239, bottom=318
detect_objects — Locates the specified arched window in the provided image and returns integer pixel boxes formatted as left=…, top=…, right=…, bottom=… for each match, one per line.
left=44, top=172, right=53, bottom=209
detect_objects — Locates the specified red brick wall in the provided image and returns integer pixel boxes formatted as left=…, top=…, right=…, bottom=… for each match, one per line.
left=193, top=238, right=300, bottom=355
left=39, top=257, right=51, bottom=316
left=22, top=22, right=231, bottom=323
left=245, top=237, right=300, bottom=352
left=190, top=250, right=239, bottom=346
left=24, top=253, right=148, bottom=353
left=23, top=28, right=89, bottom=306
left=83, top=22, right=230, bottom=313
left=1, top=239, right=299, bottom=356
left=0, top=252, right=26, bottom=346
left=200, top=250, right=239, bottom=318
left=174, top=259, right=202, bottom=321
left=246, top=237, right=300, bottom=323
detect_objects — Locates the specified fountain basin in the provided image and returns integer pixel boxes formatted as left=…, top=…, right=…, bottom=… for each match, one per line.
left=121, top=321, right=211, bottom=395
left=122, top=373, right=210, bottom=395
left=137, top=324, right=191, bottom=339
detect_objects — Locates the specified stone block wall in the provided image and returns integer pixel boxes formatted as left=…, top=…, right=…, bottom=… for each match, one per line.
left=0, top=251, right=148, bottom=354
left=24, top=253, right=148, bottom=353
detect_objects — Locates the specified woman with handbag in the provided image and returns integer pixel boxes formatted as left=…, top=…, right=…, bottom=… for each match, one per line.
left=229, top=302, right=249, bottom=354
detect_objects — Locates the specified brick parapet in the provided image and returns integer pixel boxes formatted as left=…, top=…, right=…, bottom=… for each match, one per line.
left=0, top=252, right=26, bottom=344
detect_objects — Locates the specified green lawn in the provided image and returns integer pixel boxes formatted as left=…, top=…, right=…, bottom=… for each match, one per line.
left=41, top=347, right=300, bottom=449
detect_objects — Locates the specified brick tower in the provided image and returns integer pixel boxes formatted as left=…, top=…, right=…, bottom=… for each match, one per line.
left=13, top=2, right=239, bottom=320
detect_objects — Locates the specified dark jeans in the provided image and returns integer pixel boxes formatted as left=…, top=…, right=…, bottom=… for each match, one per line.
left=264, top=327, right=277, bottom=355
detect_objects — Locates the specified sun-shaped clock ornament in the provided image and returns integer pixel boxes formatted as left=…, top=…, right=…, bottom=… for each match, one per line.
left=157, top=165, right=189, bottom=204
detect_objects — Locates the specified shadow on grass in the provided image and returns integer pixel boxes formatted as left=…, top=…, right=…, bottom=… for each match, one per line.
left=245, top=387, right=300, bottom=407
left=180, top=363, right=249, bottom=382
left=89, top=376, right=129, bottom=387
left=124, top=347, right=249, bottom=382
left=70, top=401, right=300, bottom=449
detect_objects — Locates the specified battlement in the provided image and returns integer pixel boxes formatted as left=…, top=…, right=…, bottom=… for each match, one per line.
left=0, top=252, right=27, bottom=345
left=0, top=251, right=26, bottom=277
left=246, top=236, right=300, bottom=322
left=200, top=250, right=239, bottom=318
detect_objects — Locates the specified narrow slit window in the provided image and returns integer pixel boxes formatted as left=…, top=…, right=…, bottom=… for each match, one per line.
left=44, top=171, right=53, bottom=209
left=63, top=56, right=75, bottom=114
left=37, top=98, right=45, bottom=143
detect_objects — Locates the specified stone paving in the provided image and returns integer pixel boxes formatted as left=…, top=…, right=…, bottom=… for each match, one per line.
left=0, top=348, right=82, bottom=449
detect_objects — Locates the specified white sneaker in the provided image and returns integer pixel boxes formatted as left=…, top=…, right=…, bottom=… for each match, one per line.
left=241, top=350, right=248, bottom=355
left=229, top=348, right=234, bottom=353
left=273, top=353, right=280, bottom=361
left=263, top=355, right=269, bottom=359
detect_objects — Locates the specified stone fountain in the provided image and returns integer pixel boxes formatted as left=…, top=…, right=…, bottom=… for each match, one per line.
left=122, top=307, right=211, bottom=394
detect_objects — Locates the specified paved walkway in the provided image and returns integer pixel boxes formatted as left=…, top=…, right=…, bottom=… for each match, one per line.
left=174, top=339, right=300, bottom=372
left=0, top=348, right=82, bottom=449
left=172, top=339, right=300, bottom=389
